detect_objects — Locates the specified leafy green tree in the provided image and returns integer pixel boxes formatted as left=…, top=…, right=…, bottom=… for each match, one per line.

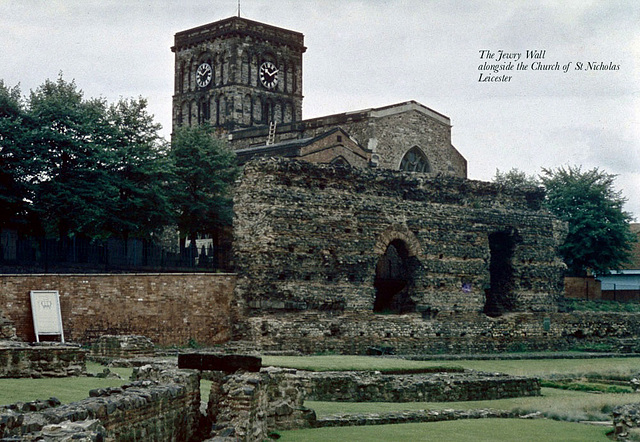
left=102, top=97, right=172, bottom=240
left=27, top=76, right=114, bottom=238
left=0, top=81, right=34, bottom=230
left=540, top=166, right=636, bottom=276
left=168, top=125, right=239, bottom=253
left=20, top=76, right=172, bottom=241
left=493, top=168, right=540, bottom=187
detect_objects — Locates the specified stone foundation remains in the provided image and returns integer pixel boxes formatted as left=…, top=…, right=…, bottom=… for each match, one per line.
left=302, top=370, right=540, bottom=403
left=0, top=366, right=201, bottom=441
left=91, top=334, right=155, bottom=359
left=613, top=402, right=640, bottom=440
left=0, top=343, right=86, bottom=378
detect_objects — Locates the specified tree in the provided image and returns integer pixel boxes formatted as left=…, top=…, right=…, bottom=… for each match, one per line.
left=0, top=81, right=34, bottom=230
left=27, top=76, right=114, bottom=238
left=168, top=125, right=239, bottom=254
left=21, top=76, right=172, bottom=241
left=540, top=166, right=636, bottom=276
left=102, top=97, right=172, bottom=240
left=493, top=168, right=540, bottom=188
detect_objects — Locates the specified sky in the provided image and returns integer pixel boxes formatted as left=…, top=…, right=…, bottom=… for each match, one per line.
left=1, top=0, right=639, bottom=218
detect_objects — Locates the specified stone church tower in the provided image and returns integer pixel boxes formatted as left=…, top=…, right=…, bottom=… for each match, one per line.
left=172, top=16, right=467, bottom=178
left=171, top=16, right=305, bottom=131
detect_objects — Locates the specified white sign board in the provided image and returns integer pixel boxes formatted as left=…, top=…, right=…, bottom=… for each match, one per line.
left=30, top=290, right=65, bottom=342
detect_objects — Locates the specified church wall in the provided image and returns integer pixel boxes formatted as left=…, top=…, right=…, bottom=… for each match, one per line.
left=301, top=109, right=465, bottom=177
left=227, top=106, right=467, bottom=177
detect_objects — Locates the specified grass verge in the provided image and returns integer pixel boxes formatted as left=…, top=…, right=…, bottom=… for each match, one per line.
left=0, top=362, right=133, bottom=405
left=307, top=387, right=640, bottom=422
left=276, top=419, right=611, bottom=442
left=262, top=355, right=640, bottom=379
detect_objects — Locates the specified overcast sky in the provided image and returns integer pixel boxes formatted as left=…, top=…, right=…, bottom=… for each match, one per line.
left=2, top=1, right=639, bottom=218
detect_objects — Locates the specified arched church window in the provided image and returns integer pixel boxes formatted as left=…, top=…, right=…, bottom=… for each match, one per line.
left=399, top=147, right=431, bottom=172
left=330, top=156, right=350, bottom=167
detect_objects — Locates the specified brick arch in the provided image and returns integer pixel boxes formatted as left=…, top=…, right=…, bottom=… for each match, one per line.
left=374, top=226, right=422, bottom=257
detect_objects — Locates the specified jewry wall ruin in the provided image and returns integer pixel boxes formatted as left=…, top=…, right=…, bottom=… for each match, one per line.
left=230, top=158, right=567, bottom=352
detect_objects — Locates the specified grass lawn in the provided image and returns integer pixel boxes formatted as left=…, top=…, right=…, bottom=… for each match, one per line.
left=276, top=419, right=612, bottom=442
left=308, top=387, right=640, bottom=422
left=264, top=355, right=640, bottom=423
left=262, top=355, right=640, bottom=379
left=0, top=362, right=133, bottom=405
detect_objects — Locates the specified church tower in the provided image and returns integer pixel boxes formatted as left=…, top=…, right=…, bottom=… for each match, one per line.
left=171, top=16, right=305, bottom=132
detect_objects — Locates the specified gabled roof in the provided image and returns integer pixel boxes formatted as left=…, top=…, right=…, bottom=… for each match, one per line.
left=235, top=127, right=365, bottom=164
left=302, top=100, right=451, bottom=128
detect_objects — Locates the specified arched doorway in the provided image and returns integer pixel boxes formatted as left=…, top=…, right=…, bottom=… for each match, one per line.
left=484, top=228, right=520, bottom=316
left=374, top=239, right=416, bottom=314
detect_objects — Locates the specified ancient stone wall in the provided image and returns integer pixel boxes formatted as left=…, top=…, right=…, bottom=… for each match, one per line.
left=0, top=344, right=86, bottom=378
left=239, top=311, right=640, bottom=355
left=90, top=334, right=155, bottom=359
left=0, top=310, right=17, bottom=341
left=613, top=402, right=640, bottom=440
left=299, top=370, right=539, bottom=402
left=232, top=158, right=566, bottom=346
left=206, top=367, right=315, bottom=440
left=1, top=273, right=235, bottom=346
left=0, top=368, right=201, bottom=441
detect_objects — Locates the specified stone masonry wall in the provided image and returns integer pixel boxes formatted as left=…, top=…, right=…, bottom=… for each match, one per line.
left=90, top=334, right=156, bottom=359
left=232, top=158, right=566, bottom=345
left=299, top=370, right=539, bottom=403
left=0, top=345, right=86, bottom=378
left=0, top=368, right=201, bottom=441
left=1, top=273, right=235, bottom=346
left=206, top=367, right=315, bottom=441
left=240, top=311, right=640, bottom=355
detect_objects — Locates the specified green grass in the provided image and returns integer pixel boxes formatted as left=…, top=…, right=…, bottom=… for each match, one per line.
left=276, top=419, right=611, bottom=442
left=0, top=362, right=133, bottom=406
left=307, top=387, right=640, bottom=422
left=541, top=380, right=632, bottom=394
left=261, top=355, right=465, bottom=372
left=263, top=355, right=640, bottom=379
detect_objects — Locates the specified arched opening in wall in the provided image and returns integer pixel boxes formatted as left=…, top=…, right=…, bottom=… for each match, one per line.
left=484, top=228, right=520, bottom=317
left=374, top=239, right=417, bottom=314
left=399, top=146, right=431, bottom=172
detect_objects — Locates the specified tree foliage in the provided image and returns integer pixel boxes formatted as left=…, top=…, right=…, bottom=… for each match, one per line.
left=540, top=166, right=636, bottom=276
left=0, top=76, right=173, bottom=240
left=168, top=125, right=239, bottom=248
left=0, top=80, right=35, bottom=230
left=493, top=168, right=540, bottom=188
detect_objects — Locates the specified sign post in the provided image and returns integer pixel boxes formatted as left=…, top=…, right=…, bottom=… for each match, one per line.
left=30, top=290, right=65, bottom=343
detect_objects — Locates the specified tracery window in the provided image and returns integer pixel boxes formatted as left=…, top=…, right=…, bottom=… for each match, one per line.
left=399, top=147, right=430, bottom=172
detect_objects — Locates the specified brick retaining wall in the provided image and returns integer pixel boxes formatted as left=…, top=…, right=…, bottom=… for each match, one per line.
left=1, top=273, right=235, bottom=346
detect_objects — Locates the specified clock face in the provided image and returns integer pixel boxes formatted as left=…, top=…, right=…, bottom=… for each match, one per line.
left=259, top=61, right=279, bottom=90
left=196, top=63, right=212, bottom=88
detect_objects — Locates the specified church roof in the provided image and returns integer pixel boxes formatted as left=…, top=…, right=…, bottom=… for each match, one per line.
left=303, top=100, right=451, bottom=128
left=235, top=127, right=364, bottom=165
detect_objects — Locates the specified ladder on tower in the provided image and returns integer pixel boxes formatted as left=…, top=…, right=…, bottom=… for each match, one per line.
left=266, top=121, right=277, bottom=146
